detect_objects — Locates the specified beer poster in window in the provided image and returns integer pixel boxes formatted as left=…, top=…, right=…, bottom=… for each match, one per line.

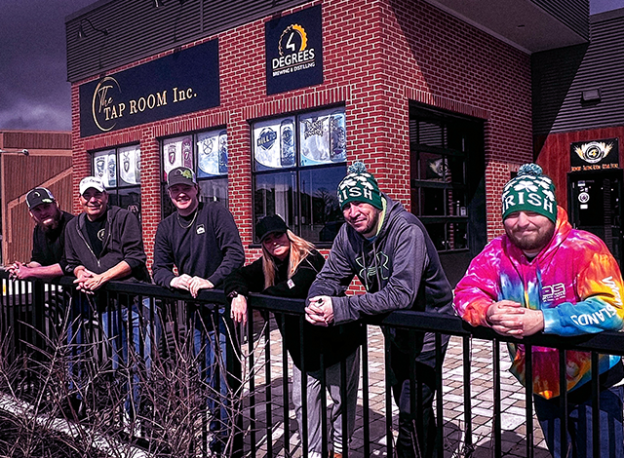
left=570, top=138, right=619, bottom=171
left=265, top=4, right=323, bottom=95
left=299, top=108, right=346, bottom=166
left=162, top=136, right=193, bottom=181
left=197, top=129, right=228, bottom=177
left=253, top=117, right=295, bottom=171
left=93, top=149, right=116, bottom=188
left=119, top=145, right=141, bottom=186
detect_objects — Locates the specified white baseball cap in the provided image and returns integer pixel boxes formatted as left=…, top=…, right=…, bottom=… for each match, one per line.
left=79, top=176, right=106, bottom=195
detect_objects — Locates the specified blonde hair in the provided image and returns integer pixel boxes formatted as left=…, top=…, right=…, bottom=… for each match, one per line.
left=262, top=229, right=315, bottom=289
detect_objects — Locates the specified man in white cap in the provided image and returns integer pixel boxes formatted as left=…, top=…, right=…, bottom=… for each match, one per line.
left=64, top=176, right=157, bottom=420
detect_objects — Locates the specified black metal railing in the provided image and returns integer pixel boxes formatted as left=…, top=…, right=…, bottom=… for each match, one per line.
left=2, top=271, right=624, bottom=458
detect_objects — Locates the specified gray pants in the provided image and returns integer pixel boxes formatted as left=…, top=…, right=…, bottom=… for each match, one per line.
left=292, top=348, right=360, bottom=457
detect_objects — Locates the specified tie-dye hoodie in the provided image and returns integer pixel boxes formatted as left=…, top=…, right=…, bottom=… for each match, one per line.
left=454, top=206, right=624, bottom=399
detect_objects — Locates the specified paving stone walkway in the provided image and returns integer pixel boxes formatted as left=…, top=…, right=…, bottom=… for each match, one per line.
left=241, top=323, right=552, bottom=457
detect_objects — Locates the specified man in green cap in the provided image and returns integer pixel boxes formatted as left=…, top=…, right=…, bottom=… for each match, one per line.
left=454, top=163, right=624, bottom=458
left=305, top=161, right=455, bottom=458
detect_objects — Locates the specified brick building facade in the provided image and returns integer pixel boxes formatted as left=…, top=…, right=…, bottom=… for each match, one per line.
left=67, top=0, right=589, bottom=285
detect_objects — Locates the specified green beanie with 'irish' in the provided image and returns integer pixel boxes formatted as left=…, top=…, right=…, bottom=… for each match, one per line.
left=501, top=163, right=557, bottom=223
left=337, top=161, right=383, bottom=210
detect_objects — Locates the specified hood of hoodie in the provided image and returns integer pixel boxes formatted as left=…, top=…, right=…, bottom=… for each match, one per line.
left=503, top=206, right=572, bottom=270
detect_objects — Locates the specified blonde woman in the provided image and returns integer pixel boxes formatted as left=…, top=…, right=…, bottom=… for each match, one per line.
left=224, top=215, right=362, bottom=458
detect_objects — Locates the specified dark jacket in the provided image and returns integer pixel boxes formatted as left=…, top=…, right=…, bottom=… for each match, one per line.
left=64, top=206, right=150, bottom=283
left=223, top=250, right=363, bottom=371
left=152, top=202, right=244, bottom=288
left=32, top=210, right=74, bottom=272
left=307, top=194, right=454, bottom=358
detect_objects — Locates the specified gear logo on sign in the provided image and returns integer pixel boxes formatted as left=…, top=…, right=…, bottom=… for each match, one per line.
left=279, top=24, right=307, bottom=56
left=574, top=141, right=613, bottom=164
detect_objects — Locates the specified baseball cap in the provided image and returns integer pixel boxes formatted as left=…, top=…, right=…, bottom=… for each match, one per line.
left=167, top=167, right=197, bottom=188
left=79, top=176, right=106, bottom=195
left=256, top=215, right=289, bottom=243
left=26, top=187, right=56, bottom=209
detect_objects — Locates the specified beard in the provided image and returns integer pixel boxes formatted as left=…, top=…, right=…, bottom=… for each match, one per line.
left=505, top=221, right=556, bottom=253
left=38, top=211, right=61, bottom=233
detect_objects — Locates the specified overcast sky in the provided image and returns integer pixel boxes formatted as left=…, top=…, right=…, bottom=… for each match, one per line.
left=0, top=0, right=622, bottom=132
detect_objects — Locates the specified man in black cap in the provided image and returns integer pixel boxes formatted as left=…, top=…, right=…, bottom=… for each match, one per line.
left=8, top=187, right=73, bottom=281
left=305, top=161, right=454, bottom=458
left=153, top=166, right=244, bottom=456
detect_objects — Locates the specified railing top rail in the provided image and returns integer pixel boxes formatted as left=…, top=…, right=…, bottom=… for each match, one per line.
left=4, top=272, right=624, bottom=356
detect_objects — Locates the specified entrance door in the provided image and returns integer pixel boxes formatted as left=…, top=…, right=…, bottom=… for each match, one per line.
left=568, top=169, right=623, bottom=269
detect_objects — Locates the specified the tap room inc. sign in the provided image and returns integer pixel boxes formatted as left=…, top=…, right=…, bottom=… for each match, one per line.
left=570, top=138, right=620, bottom=171
left=265, top=4, right=323, bottom=95
left=79, top=40, right=219, bottom=137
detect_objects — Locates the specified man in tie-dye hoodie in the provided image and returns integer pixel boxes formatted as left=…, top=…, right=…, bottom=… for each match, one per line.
left=454, top=163, right=624, bottom=458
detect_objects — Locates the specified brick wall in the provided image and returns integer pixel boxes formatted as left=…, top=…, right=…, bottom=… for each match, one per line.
left=70, top=0, right=534, bottom=270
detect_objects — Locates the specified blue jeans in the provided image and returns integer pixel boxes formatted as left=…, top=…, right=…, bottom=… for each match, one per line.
left=193, top=306, right=229, bottom=454
left=67, top=292, right=92, bottom=398
left=534, top=385, right=624, bottom=458
left=101, top=297, right=161, bottom=416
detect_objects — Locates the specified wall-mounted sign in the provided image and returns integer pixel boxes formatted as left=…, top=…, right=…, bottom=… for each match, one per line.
left=265, top=4, right=323, bottom=95
left=570, top=138, right=619, bottom=171
left=79, top=40, right=219, bottom=137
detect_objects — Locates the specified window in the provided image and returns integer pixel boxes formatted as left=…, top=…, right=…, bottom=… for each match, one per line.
left=92, top=145, right=142, bottom=222
left=410, top=108, right=484, bottom=252
left=252, top=107, right=347, bottom=244
left=160, top=129, right=228, bottom=218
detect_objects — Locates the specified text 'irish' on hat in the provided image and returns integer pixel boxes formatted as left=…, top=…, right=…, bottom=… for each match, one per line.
left=26, top=187, right=56, bottom=209
left=79, top=176, right=106, bottom=195
left=337, top=161, right=383, bottom=210
left=501, top=163, right=557, bottom=223
left=256, top=215, right=288, bottom=243
left=167, top=167, right=197, bottom=188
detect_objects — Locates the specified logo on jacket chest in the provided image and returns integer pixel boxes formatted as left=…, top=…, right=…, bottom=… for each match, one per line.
left=356, top=252, right=390, bottom=284
left=542, top=283, right=565, bottom=303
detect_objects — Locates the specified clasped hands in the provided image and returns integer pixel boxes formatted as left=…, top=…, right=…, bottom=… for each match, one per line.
left=170, top=274, right=214, bottom=298
left=7, top=261, right=31, bottom=281
left=74, top=268, right=105, bottom=294
left=305, top=296, right=334, bottom=327
left=486, top=300, right=544, bottom=338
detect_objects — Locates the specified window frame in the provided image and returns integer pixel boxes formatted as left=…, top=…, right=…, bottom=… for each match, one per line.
left=90, top=144, right=143, bottom=219
left=410, top=107, right=481, bottom=253
left=250, top=106, right=348, bottom=247
left=159, top=128, right=229, bottom=219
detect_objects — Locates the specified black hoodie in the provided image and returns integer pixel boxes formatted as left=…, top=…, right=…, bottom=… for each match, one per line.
left=307, top=194, right=454, bottom=356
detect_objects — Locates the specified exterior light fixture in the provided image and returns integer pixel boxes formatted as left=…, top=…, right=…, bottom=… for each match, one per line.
left=581, top=89, right=601, bottom=103
left=0, top=149, right=29, bottom=156
left=77, top=18, right=109, bottom=40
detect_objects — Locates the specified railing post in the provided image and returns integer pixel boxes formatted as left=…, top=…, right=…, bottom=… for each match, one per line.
left=525, top=344, right=534, bottom=458
left=492, top=338, right=501, bottom=457
left=462, top=335, right=473, bottom=457
left=591, top=351, right=601, bottom=458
